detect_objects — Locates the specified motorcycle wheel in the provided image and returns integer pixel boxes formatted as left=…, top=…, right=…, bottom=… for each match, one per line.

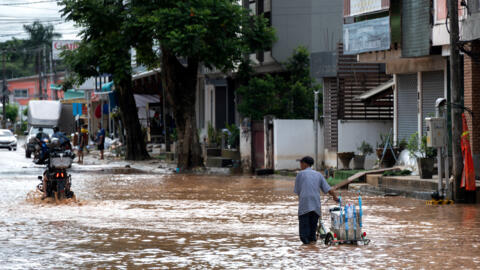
left=37, top=183, right=43, bottom=193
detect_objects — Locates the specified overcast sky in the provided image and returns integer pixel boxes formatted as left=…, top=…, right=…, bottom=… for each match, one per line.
left=0, top=0, right=80, bottom=42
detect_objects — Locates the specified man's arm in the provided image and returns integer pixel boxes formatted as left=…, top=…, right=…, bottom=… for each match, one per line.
left=294, top=174, right=300, bottom=195
left=328, top=189, right=339, bottom=202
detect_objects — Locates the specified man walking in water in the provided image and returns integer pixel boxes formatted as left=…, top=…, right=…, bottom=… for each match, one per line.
left=294, top=156, right=339, bottom=245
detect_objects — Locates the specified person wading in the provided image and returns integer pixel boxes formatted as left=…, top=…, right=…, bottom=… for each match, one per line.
left=294, top=156, right=339, bottom=245
left=96, top=122, right=106, bottom=160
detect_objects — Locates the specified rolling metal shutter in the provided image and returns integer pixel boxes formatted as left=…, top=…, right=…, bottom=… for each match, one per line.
left=397, top=74, right=418, bottom=141
left=422, top=71, right=445, bottom=133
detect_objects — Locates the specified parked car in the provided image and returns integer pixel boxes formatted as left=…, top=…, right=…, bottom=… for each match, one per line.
left=24, top=127, right=54, bottom=158
left=0, top=129, right=17, bottom=151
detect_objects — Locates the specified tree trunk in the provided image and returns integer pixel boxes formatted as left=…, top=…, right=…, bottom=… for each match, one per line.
left=161, top=49, right=203, bottom=170
left=116, top=76, right=150, bottom=161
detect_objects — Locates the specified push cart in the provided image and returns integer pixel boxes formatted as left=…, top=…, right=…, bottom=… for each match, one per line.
left=318, top=196, right=370, bottom=245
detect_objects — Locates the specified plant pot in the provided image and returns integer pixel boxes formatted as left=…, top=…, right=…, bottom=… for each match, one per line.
left=376, top=148, right=397, bottom=168
left=338, top=152, right=355, bottom=169
left=353, top=155, right=366, bottom=170
left=417, top=157, right=434, bottom=179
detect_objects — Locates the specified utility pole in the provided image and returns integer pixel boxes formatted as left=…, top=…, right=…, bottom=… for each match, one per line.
left=49, top=45, right=57, bottom=100
left=2, top=51, right=7, bottom=129
left=43, top=45, right=48, bottom=100
left=448, top=0, right=464, bottom=202
left=38, top=48, right=43, bottom=100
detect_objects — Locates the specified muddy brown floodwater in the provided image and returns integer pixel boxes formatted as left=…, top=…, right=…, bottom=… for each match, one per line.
left=1, top=172, right=480, bottom=269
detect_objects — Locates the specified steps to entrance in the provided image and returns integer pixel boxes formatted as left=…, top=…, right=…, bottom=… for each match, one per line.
left=206, top=157, right=233, bottom=168
left=206, top=148, right=222, bottom=157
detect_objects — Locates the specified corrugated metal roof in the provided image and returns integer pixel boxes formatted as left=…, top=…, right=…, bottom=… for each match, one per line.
left=355, top=79, right=394, bottom=100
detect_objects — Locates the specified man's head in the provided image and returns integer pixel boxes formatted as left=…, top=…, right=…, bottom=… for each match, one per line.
left=297, top=156, right=314, bottom=170
left=38, top=127, right=43, bottom=132
left=98, top=122, right=102, bottom=128
left=53, top=126, right=59, bottom=133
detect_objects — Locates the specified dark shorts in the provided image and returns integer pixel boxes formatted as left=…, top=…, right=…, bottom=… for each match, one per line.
left=98, top=144, right=104, bottom=151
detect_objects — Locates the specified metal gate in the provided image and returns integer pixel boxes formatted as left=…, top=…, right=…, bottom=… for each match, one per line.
left=422, top=71, right=444, bottom=133
left=397, top=74, right=418, bottom=141
left=252, top=121, right=265, bottom=169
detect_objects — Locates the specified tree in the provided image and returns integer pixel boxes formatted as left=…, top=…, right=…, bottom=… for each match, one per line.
left=4, top=104, right=19, bottom=123
left=23, top=21, right=61, bottom=99
left=237, top=46, right=320, bottom=120
left=131, top=1, right=275, bottom=169
left=60, top=0, right=149, bottom=161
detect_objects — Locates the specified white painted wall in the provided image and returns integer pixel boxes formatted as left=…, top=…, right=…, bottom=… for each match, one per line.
left=273, top=119, right=324, bottom=170
left=337, top=119, right=393, bottom=169
left=240, top=117, right=252, bottom=173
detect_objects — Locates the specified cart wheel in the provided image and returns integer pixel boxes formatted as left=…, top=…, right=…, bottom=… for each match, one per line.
left=325, top=233, right=334, bottom=245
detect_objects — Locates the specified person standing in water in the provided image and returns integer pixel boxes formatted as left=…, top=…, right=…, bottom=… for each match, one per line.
left=294, top=156, right=339, bottom=245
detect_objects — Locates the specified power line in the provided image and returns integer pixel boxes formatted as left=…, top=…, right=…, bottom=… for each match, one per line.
left=0, top=1, right=58, bottom=6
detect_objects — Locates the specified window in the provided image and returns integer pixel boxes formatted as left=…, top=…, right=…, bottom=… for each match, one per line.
left=14, top=89, right=28, bottom=98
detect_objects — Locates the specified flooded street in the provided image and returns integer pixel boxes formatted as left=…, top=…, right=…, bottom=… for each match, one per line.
left=1, top=148, right=480, bottom=269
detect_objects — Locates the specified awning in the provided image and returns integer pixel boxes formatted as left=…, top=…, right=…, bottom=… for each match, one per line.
left=95, top=81, right=114, bottom=95
left=62, top=89, right=86, bottom=104
left=355, top=79, right=394, bottom=101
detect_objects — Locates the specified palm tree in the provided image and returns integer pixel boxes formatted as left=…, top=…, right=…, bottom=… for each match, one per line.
left=23, top=21, right=61, bottom=99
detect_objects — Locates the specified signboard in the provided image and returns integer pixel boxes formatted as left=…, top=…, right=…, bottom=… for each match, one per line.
left=350, top=0, right=383, bottom=16
left=52, top=40, right=80, bottom=60
left=343, top=16, right=391, bottom=55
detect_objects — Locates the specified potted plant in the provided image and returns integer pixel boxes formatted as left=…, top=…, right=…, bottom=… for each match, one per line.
left=338, top=152, right=355, bottom=169
left=376, top=133, right=396, bottom=168
left=354, top=141, right=373, bottom=169
left=397, top=137, right=408, bottom=152
left=407, top=132, right=436, bottom=179
left=207, top=122, right=220, bottom=148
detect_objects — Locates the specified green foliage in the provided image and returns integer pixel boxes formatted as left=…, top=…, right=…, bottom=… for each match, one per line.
left=357, top=141, right=373, bottom=156
left=407, top=132, right=436, bottom=159
left=207, top=122, right=220, bottom=145
left=236, top=74, right=280, bottom=120
left=383, top=169, right=412, bottom=176
left=22, top=107, right=28, bottom=117
left=225, top=123, right=239, bottom=149
left=0, top=21, right=61, bottom=79
left=170, top=128, right=178, bottom=142
left=3, top=104, right=19, bottom=123
left=237, top=46, right=320, bottom=120
left=133, top=1, right=275, bottom=72
left=20, top=121, right=28, bottom=133
left=60, top=0, right=134, bottom=84
left=377, top=133, right=393, bottom=149
left=397, top=137, right=408, bottom=150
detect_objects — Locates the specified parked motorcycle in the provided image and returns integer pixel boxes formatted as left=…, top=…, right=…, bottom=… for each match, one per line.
left=37, top=138, right=76, bottom=202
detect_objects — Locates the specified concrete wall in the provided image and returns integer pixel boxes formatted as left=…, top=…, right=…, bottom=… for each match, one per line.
left=337, top=119, right=393, bottom=169
left=272, top=119, right=324, bottom=170
left=240, top=117, right=252, bottom=173
left=272, top=0, right=343, bottom=79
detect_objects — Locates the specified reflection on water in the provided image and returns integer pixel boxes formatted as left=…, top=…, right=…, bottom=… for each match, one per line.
left=0, top=173, right=479, bottom=269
